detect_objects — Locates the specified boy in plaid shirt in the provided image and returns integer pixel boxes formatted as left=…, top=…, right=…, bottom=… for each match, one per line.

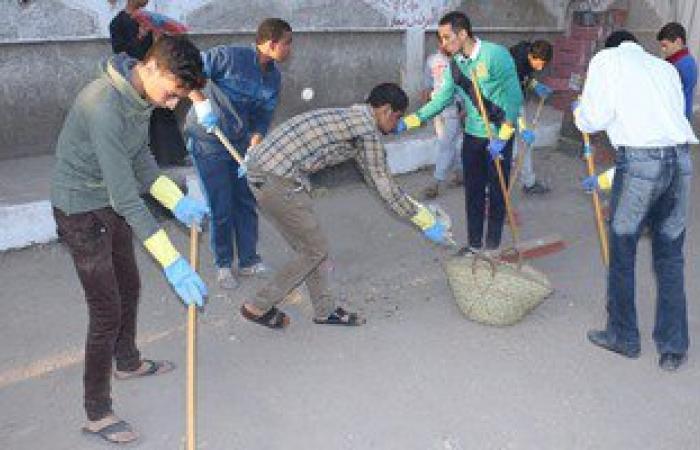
left=238, top=83, right=451, bottom=328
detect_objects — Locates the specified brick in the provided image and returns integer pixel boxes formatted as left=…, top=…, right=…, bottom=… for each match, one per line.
left=553, top=50, right=587, bottom=66
left=542, top=77, right=571, bottom=91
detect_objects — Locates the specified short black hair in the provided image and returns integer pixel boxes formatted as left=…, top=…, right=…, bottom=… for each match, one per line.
left=438, top=11, right=473, bottom=38
left=366, top=83, right=408, bottom=112
left=256, top=18, right=292, bottom=45
left=529, top=40, right=553, bottom=62
left=604, top=30, right=638, bottom=48
left=144, top=35, right=205, bottom=90
left=657, top=22, right=687, bottom=45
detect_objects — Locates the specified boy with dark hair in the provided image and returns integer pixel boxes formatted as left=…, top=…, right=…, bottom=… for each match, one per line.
left=237, top=83, right=451, bottom=329
left=185, top=18, right=293, bottom=289
left=397, top=11, right=523, bottom=252
left=509, top=39, right=554, bottom=194
left=657, top=22, right=698, bottom=121
left=52, top=35, right=211, bottom=444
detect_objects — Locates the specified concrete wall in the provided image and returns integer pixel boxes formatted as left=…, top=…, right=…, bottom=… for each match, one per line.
left=1, top=0, right=566, bottom=160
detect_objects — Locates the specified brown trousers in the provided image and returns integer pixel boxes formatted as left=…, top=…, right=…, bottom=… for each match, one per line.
left=53, top=207, right=141, bottom=421
left=248, top=173, right=335, bottom=318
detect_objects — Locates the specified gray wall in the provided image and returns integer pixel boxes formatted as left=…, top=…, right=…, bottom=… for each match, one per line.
left=0, top=0, right=663, bottom=160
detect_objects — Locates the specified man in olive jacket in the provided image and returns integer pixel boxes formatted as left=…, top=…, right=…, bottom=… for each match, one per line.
left=51, top=36, right=212, bottom=444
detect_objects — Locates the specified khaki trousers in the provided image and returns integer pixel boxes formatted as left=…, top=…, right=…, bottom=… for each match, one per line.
left=248, top=173, right=334, bottom=317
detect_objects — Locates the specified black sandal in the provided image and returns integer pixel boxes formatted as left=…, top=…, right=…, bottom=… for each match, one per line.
left=82, top=419, right=138, bottom=444
left=240, top=305, right=290, bottom=329
left=313, top=307, right=366, bottom=326
left=114, top=359, right=175, bottom=380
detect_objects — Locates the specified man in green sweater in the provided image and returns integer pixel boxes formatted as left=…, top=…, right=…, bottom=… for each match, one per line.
left=397, top=11, right=523, bottom=251
left=51, top=36, right=211, bottom=444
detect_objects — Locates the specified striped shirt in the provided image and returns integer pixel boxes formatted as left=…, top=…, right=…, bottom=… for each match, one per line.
left=247, top=104, right=417, bottom=218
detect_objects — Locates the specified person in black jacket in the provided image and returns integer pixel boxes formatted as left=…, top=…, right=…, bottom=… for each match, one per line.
left=109, top=0, right=188, bottom=167
left=109, top=0, right=153, bottom=60
left=509, top=40, right=553, bottom=195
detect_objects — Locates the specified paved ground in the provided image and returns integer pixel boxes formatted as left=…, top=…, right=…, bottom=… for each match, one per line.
left=1, top=148, right=699, bottom=450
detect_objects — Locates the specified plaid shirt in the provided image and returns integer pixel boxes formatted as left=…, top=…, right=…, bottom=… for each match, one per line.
left=247, top=104, right=417, bottom=218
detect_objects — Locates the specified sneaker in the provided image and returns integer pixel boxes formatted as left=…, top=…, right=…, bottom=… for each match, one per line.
left=659, top=352, right=687, bottom=372
left=586, top=329, right=640, bottom=359
left=522, top=181, right=550, bottom=195
left=454, top=246, right=481, bottom=257
left=239, top=262, right=271, bottom=278
left=449, top=171, right=464, bottom=187
left=217, top=268, right=239, bottom=290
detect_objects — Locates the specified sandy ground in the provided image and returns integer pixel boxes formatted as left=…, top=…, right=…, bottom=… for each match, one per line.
left=1, top=148, right=699, bottom=450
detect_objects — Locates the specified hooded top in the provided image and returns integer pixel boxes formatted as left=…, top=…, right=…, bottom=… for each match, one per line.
left=51, top=53, right=161, bottom=241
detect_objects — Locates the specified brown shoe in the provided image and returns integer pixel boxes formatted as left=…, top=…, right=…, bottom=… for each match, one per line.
left=422, top=182, right=441, bottom=199
left=449, top=171, right=464, bottom=187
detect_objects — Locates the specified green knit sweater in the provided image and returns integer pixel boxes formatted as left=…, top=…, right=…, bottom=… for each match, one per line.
left=51, top=54, right=161, bottom=241
left=417, top=39, right=523, bottom=139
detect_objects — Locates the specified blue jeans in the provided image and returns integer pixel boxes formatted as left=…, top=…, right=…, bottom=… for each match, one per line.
left=189, top=138, right=261, bottom=269
left=606, top=145, right=691, bottom=355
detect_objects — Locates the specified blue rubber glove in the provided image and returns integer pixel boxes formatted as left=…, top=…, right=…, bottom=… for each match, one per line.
left=571, top=98, right=580, bottom=114
left=581, top=175, right=598, bottom=193
left=487, top=138, right=507, bottom=160
left=193, top=99, right=219, bottom=134
left=394, top=119, right=408, bottom=134
left=533, top=82, right=553, bottom=99
left=423, top=222, right=448, bottom=245
left=164, top=257, right=207, bottom=307
left=172, top=196, right=210, bottom=228
left=521, top=129, right=536, bottom=146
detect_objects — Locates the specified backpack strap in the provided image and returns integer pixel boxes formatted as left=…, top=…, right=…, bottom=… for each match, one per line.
left=450, top=58, right=505, bottom=128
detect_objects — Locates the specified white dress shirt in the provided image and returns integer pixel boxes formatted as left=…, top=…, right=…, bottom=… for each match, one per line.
left=576, top=42, right=698, bottom=147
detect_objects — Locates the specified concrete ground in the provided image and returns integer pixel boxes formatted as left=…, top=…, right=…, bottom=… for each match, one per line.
left=1, top=147, right=699, bottom=450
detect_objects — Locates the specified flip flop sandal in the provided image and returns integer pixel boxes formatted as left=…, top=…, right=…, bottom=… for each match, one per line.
left=240, top=305, right=290, bottom=329
left=81, top=419, right=138, bottom=444
left=313, top=307, right=366, bottom=326
left=114, top=359, right=175, bottom=380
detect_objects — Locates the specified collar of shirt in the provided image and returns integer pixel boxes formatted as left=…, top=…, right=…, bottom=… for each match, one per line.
left=468, top=37, right=481, bottom=60
left=252, top=43, right=275, bottom=72
left=351, top=103, right=381, bottom=134
left=667, top=47, right=691, bottom=64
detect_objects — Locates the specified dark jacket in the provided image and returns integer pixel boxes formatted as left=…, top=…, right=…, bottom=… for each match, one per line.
left=109, top=10, right=153, bottom=61
left=509, top=41, right=534, bottom=90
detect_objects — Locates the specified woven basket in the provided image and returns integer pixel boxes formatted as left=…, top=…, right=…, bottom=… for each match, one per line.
left=443, top=253, right=553, bottom=326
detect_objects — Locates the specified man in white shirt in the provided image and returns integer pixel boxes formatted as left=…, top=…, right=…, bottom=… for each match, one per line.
left=574, top=30, right=698, bottom=372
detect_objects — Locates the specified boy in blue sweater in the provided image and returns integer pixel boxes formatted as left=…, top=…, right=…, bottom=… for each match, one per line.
left=657, top=22, right=697, bottom=121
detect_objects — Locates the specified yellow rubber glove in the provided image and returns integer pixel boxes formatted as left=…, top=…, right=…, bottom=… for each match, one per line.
left=410, top=204, right=437, bottom=230
left=497, top=122, right=516, bottom=141
left=395, top=114, right=422, bottom=134
left=143, top=229, right=180, bottom=268
left=150, top=175, right=184, bottom=210
left=598, top=168, right=615, bottom=191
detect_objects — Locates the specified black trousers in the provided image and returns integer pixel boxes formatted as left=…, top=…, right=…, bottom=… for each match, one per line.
left=53, top=207, right=142, bottom=421
left=461, top=133, right=514, bottom=249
